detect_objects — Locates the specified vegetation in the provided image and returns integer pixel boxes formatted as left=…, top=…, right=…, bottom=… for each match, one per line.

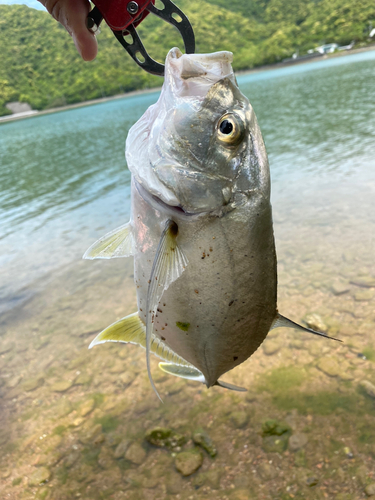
left=1, top=0, right=374, bottom=115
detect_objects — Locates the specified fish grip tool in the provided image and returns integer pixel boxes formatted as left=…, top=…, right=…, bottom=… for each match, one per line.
left=87, top=0, right=195, bottom=76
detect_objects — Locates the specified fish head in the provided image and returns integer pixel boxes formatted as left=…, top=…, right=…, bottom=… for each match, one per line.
left=126, top=48, right=270, bottom=215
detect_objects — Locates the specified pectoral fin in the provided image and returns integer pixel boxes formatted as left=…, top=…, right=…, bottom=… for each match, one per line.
left=83, top=222, right=135, bottom=260
left=215, top=380, right=247, bottom=392
left=146, top=220, right=188, bottom=401
left=271, top=313, right=342, bottom=342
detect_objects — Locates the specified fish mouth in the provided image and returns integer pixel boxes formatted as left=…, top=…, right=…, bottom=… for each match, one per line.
left=135, top=180, right=207, bottom=220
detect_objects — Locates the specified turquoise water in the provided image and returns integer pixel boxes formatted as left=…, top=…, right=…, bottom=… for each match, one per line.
left=1, top=50, right=374, bottom=314
left=1, top=50, right=375, bottom=500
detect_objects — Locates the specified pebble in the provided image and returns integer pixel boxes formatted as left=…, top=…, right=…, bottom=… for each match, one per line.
left=80, top=399, right=95, bottom=417
left=175, top=449, right=203, bottom=476
left=166, top=472, right=185, bottom=494
left=262, top=339, right=282, bottom=355
left=258, top=462, right=277, bottom=480
left=125, top=442, right=147, bottom=465
left=316, top=357, right=341, bottom=377
left=359, top=380, right=375, bottom=399
left=303, top=313, right=328, bottom=333
left=114, top=439, right=131, bottom=458
left=306, top=476, right=318, bottom=487
left=51, top=380, right=74, bottom=392
left=23, top=377, right=44, bottom=392
left=350, top=277, right=375, bottom=288
left=145, top=427, right=186, bottom=449
left=262, top=434, right=289, bottom=453
left=192, top=431, right=217, bottom=457
left=365, top=483, right=375, bottom=496
left=331, top=282, right=350, bottom=295
left=289, top=433, right=308, bottom=452
left=354, top=290, right=374, bottom=302
left=28, top=467, right=51, bottom=486
left=230, top=411, right=249, bottom=429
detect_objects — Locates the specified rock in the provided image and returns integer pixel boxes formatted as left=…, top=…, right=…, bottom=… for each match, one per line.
left=331, top=283, right=350, bottom=295
left=303, top=313, right=328, bottom=333
left=79, top=423, right=103, bottom=445
left=80, top=399, right=95, bottom=417
left=125, top=442, right=147, bottom=465
left=145, top=427, right=186, bottom=449
left=289, top=433, right=308, bottom=452
left=263, top=339, right=282, bottom=355
left=316, top=358, right=341, bottom=377
left=306, top=476, right=318, bottom=487
left=97, top=446, right=114, bottom=469
left=294, top=449, right=307, bottom=467
left=192, top=432, right=217, bottom=457
left=354, top=290, right=374, bottom=301
left=114, top=439, right=131, bottom=458
left=23, top=377, right=44, bottom=392
left=28, top=467, right=51, bottom=486
left=55, top=399, right=73, bottom=418
left=258, top=463, right=277, bottom=480
left=175, top=449, right=203, bottom=476
left=234, top=474, right=250, bottom=489
left=230, top=489, right=253, bottom=500
left=262, top=434, right=289, bottom=453
left=51, top=380, right=74, bottom=392
left=204, top=469, right=221, bottom=489
left=166, top=472, right=185, bottom=495
left=365, top=483, right=375, bottom=496
left=356, top=465, right=369, bottom=487
left=230, top=411, right=249, bottom=429
left=350, top=277, right=375, bottom=288
left=359, top=380, right=375, bottom=399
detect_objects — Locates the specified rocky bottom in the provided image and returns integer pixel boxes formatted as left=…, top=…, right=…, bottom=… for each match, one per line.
left=1, top=218, right=375, bottom=500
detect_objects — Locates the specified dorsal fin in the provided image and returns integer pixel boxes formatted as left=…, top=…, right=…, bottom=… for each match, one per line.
left=271, top=313, right=342, bottom=342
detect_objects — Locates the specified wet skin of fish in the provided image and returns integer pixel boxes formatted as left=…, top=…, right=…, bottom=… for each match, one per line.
left=84, top=49, right=339, bottom=398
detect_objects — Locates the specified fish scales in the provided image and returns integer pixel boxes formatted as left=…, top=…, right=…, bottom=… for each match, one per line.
left=85, top=48, right=340, bottom=397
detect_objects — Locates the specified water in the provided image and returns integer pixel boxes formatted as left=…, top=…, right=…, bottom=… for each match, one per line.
left=0, top=50, right=375, bottom=499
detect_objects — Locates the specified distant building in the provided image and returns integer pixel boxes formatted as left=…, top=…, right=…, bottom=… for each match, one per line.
left=370, top=28, right=375, bottom=38
left=314, top=43, right=339, bottom=54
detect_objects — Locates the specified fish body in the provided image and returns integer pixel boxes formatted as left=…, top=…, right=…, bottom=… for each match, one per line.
left=85, top=49, right=338, bottom=395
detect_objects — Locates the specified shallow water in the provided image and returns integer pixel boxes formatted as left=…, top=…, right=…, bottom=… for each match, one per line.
left=0, top=50, right=375, bottom=499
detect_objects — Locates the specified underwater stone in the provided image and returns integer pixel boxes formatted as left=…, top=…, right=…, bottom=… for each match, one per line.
left=166, top=472, right=185, bottom=494
left=262, top=339, right=282, bottom=355
left=125, top=442, right=147, bottom=465
left=359, top=380, right=375, bottom=399
left=28, top=467, right=51, bottom=486
left=331, top=282, right=350, bottom=295
left=306, top=476, right=318, bottom=487
left=316, top=358, right=341, bottom=377
left=175, top=449, right=203, bottom=476
left=230, top=411, right=249, bottom=429
left=192, top=432, right=217, bottom=457
left=354, top=290, right=374, bottom=302
left=262, top=434, right=289, bottom=453
left=145, top=427, right=186, bottom=449
left=114, top=439, right=131, bottom=458
left=303, top=313, right=328, bottom=333
left=51, top=380, right=74, bottom=392
left=80, top=399, right=95, bottom=417
left=288, top=433, right=308, bottom=452
left=350, top=277, right=375, bottom=288
left=23, top=377, right=44, bottom=392
left=365, top=483, right=375, bottom=496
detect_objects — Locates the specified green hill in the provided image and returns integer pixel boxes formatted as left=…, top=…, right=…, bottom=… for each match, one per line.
left=0, top=0, right=374, bottom=116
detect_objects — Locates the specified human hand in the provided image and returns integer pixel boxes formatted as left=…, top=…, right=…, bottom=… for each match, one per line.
left=38, top=0, right=98, bottom=61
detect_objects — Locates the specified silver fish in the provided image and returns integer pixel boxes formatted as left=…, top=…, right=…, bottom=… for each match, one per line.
left=84, top=49, right=339, bottom=399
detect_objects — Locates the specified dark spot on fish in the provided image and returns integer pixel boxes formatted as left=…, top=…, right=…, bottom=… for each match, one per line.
left=163, top=303, right=166, bottom=307
left=195, top=290, right=199, bottom=294
left=169, top=221, right=178, bottom=236
left=157, top=308, right=162, bottom=313
left=199, top=302, right=202, bottom=305
left=233, top=356, right=238, bottom=361
left=129, top=274, right=134, bottom=278
left=161, top=336, right=166, bottom=340
left=161, top=327, right=165, bottom=331
left=209, top=247, right=213, bottom=252
left=228, top=300, right=234, bottom=306
left=140, top=308, right=143, bottom=311
left=244, top=255, right=248, bottom=257
left=202, top=252, right=206, bottom=259
left=207, top=254, right=210, bottom=257
left=148, top=280, right=151, bottom=284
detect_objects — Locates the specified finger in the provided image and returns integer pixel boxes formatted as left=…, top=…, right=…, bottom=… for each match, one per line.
left=40, top=0, right=98, bottom=61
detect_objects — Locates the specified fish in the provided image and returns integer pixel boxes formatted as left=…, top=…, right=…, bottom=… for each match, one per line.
left=84, top=48, right=340, bottom=399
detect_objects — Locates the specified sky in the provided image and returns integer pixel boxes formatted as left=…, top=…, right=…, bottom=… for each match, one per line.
left=0, top=0, right=46, bottom=9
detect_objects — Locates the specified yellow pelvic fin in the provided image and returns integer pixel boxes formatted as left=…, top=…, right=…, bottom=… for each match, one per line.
left=83, top=222, right=135, bottom=260
left=89, top=312, right=192, bottom=367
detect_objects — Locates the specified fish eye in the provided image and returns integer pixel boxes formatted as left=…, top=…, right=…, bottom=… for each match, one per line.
left=217, top=113, right=245, bottom=146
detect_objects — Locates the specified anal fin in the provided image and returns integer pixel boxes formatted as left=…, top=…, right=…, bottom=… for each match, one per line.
left=271, top=313, right=342, bottom=342
left=83, top=222, right=135, bottom=260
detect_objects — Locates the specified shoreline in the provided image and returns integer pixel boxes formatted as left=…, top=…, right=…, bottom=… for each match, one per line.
left=1, top=43, right=374, bottom=125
